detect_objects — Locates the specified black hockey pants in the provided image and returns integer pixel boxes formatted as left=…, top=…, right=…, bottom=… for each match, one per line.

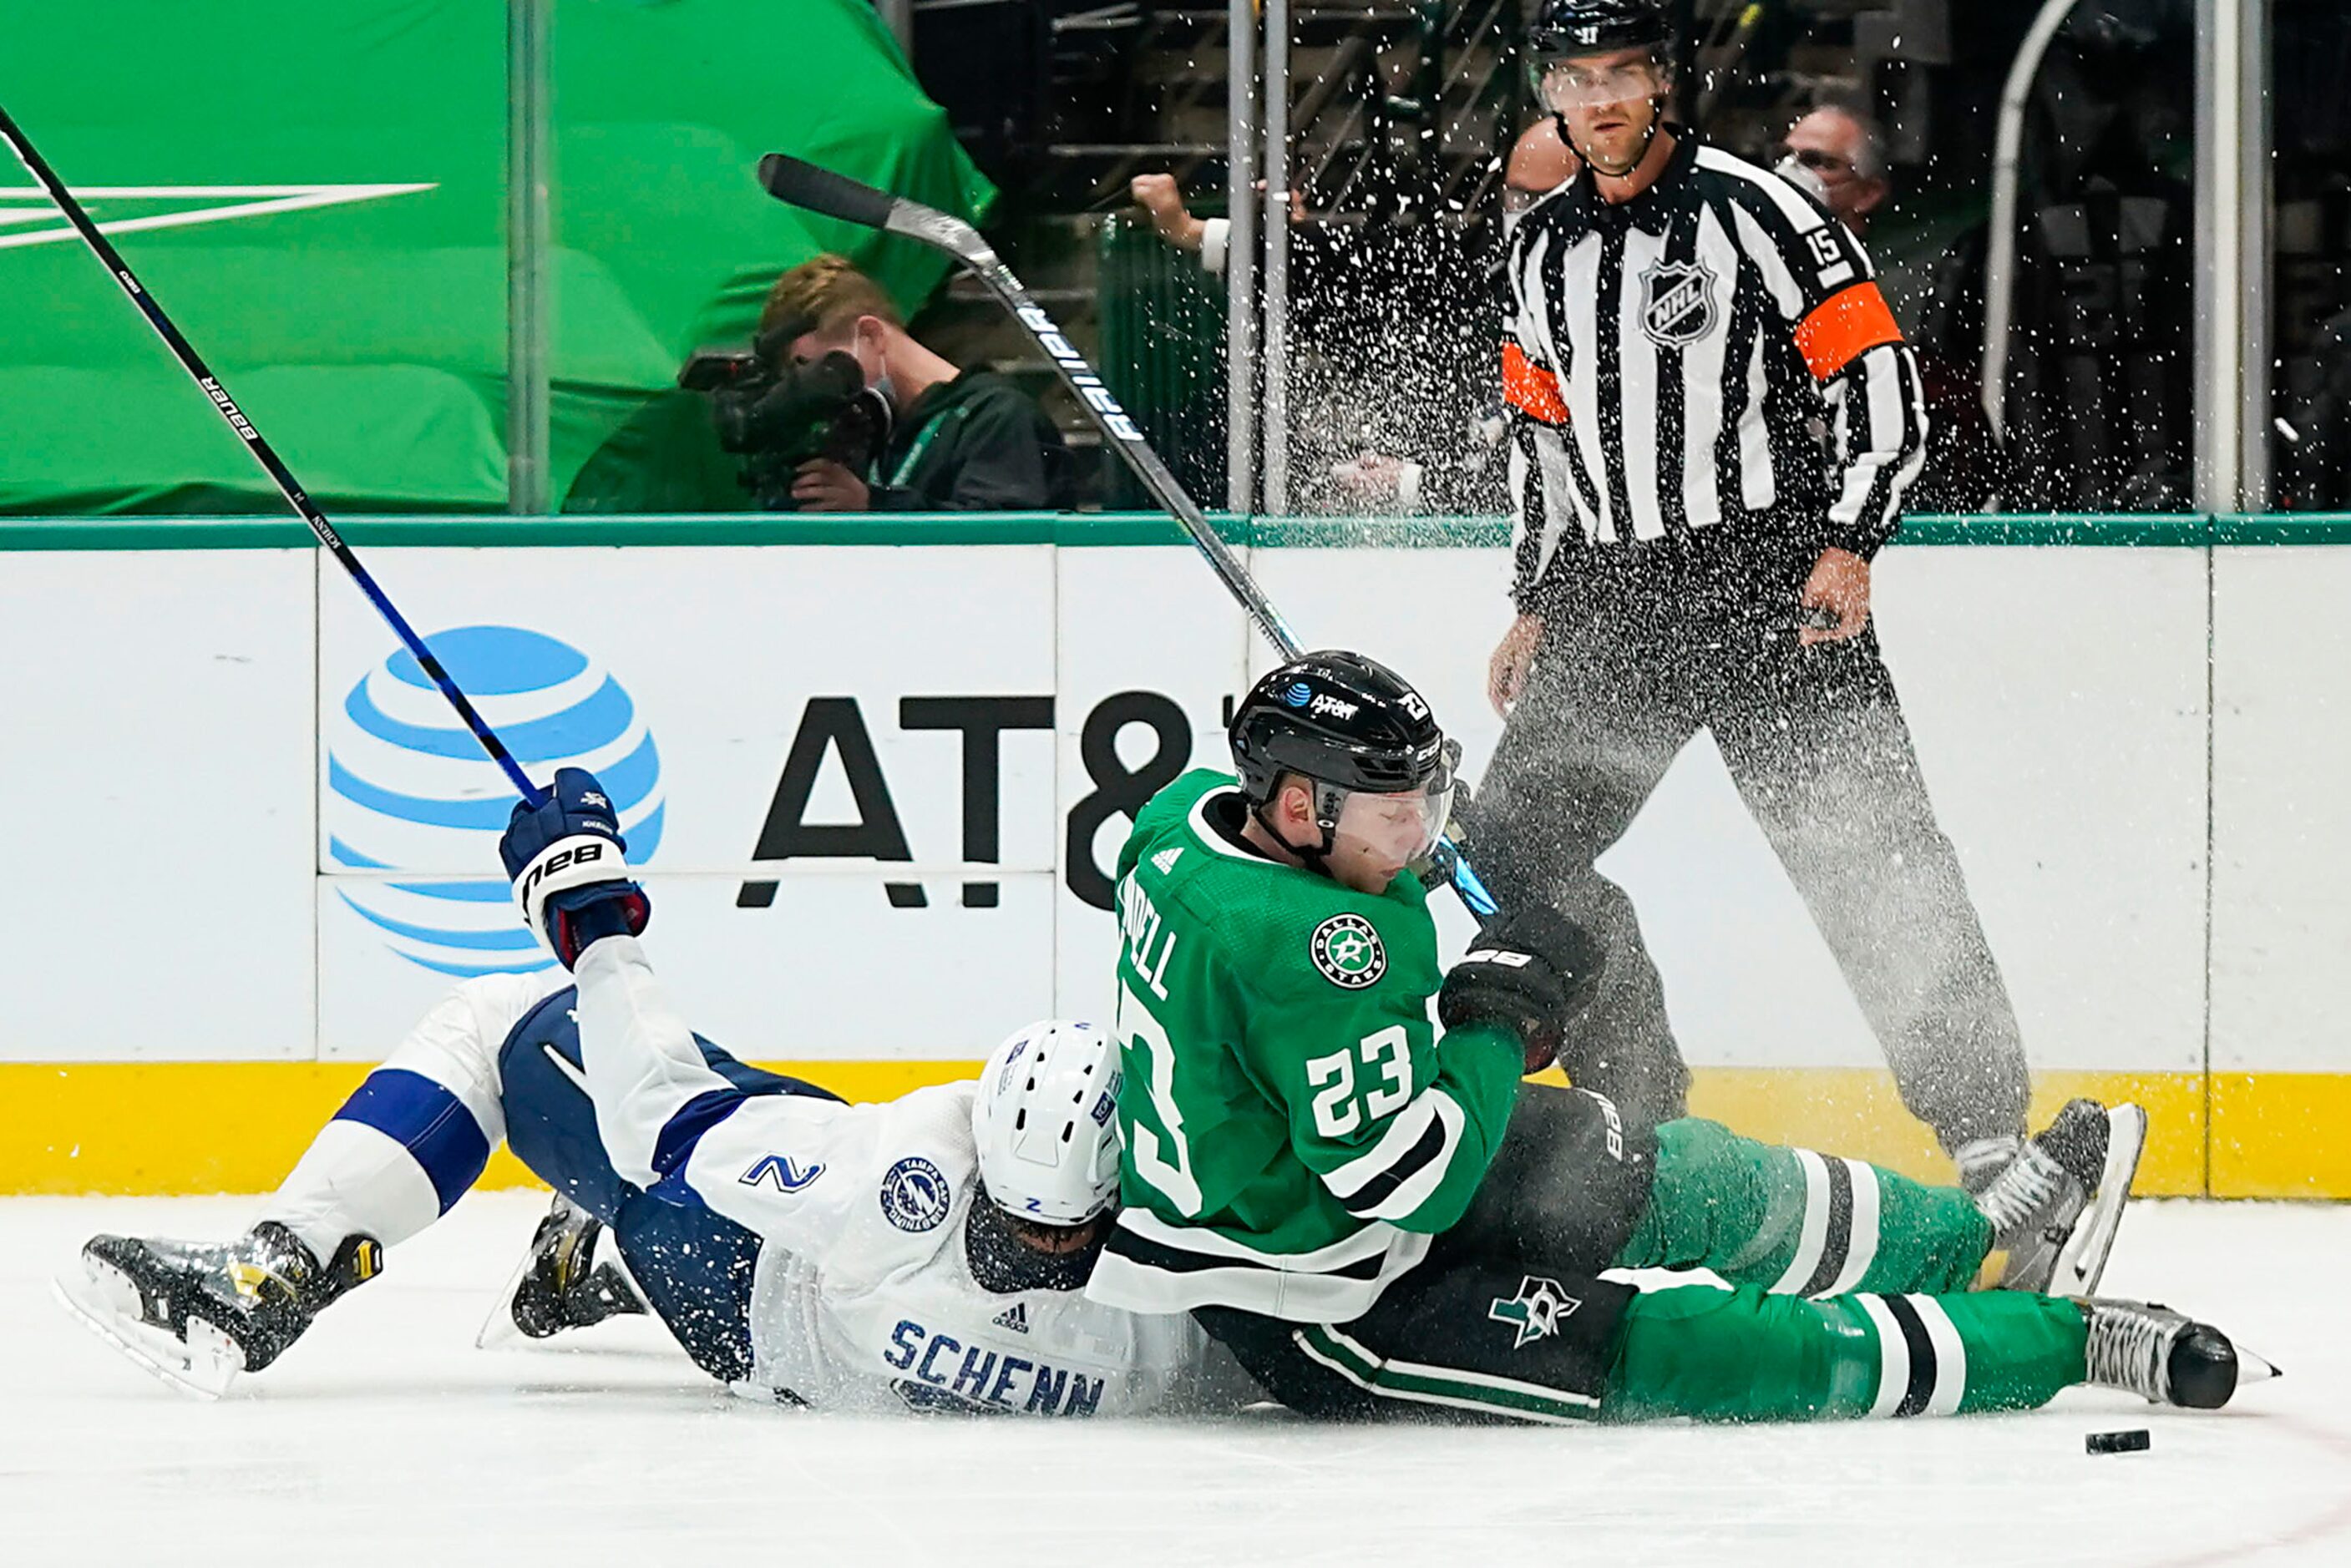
left=1193, top=1084, right=1652, bottom=1424
left=1471, top=539, right=2029, bottom=1151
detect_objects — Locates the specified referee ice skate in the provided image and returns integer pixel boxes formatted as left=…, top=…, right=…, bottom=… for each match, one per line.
left=1476, top=0, right=2030, bottom=1179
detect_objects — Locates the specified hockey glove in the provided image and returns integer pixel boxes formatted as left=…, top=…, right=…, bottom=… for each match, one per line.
left=501, top=766, right=650, bottom=969
left=1437, top=907, right=1604, bottom=1073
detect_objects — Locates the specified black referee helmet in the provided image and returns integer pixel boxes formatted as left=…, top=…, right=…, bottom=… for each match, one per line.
left=1528, top=0, right=1674, bottom=57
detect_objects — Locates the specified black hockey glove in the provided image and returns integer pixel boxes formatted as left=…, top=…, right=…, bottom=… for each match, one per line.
left=1437, top=907, right=1604, bottom=1074
left=501, top=766, right=651, bottom=969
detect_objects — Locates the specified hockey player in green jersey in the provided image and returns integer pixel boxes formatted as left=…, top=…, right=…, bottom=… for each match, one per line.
left=1086, top=649, right=2270, bottom=1424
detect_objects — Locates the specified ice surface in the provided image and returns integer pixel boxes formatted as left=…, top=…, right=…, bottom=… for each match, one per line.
left=4, top=1194, right=2346, bottom=1566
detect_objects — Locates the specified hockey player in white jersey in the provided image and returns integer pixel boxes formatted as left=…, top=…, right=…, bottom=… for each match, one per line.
left=59, top=768, right=1222, bottom=1417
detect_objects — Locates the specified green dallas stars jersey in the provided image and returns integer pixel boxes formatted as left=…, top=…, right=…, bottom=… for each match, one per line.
left=1084, top=770, right=1525, bottom=1323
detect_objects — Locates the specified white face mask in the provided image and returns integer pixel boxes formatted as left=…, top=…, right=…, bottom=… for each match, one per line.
left=1773, top=153, right=1830, bottom=205
left=855, top=386, right=894, bottom=448
left=844, top=323, right=894, bottom=409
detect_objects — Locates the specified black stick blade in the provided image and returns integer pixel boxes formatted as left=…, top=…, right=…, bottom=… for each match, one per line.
left=757, top=154, right=895, bottom=231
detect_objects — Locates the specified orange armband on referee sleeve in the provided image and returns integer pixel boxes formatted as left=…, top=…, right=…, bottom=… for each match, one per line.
left=1502, top=342, right=1569, bottom=425
left=1792, top=282, right=1903, bottom=381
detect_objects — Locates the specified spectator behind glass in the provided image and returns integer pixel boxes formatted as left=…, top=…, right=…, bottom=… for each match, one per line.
left=1775, top=97, right=1892, bottom=240
left=1126, top=174, right=1506, bottom=514
left=1771, top=97, right=2001, bottom=514
left=763, top=255, right=1072, bottom=513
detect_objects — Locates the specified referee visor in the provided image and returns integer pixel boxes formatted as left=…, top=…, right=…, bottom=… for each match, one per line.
left=1532, top=50, right=1672, bottom=111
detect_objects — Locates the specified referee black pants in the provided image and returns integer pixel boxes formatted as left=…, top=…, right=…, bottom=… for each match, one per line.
left=1471, top=539, right=2029, bottom=1152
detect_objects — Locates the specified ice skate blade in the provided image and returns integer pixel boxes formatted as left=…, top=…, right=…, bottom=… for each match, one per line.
left=2053, top=1103, right=2148, bottom=1297
left=477, top=1221, right=646, bottom=1352
left=51, top=1262, right=243, bottom=1400
left=474, top=1237, right=540, bottom=1351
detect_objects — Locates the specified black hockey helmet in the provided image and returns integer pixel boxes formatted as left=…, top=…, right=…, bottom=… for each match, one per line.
left=1230, top=651, right=1456, bottom=867
left=1528, top=0, right=1674, bottom=58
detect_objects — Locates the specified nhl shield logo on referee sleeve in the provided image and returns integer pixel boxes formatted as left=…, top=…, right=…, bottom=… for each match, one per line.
left=1639, top=259, right=1720, bottom=348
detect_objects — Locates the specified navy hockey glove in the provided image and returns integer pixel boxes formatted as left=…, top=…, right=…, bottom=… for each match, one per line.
left=501, top=766, right=650, bottom=969
left=1437, top=907, right=1604, bottom=1073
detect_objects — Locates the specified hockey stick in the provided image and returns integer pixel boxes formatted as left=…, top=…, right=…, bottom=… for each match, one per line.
left=0, top=103, right=545, bottom=807
left=756, top=153, right=1498, bottom=918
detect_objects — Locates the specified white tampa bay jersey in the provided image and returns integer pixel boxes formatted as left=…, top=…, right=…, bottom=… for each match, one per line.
left=729, top=1082, right=1217, bottom=1417
left=566, top=938, right=1226, bottom=1418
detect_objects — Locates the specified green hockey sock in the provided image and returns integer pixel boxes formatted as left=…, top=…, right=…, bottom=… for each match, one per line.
left=1612, top=1118, right=1994, bottom=1295
left=1600, top=1283, right=2090, bottom=1424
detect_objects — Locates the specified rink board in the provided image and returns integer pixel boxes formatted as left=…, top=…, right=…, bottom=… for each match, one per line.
left=0, top=514, right=2343, bottom=1196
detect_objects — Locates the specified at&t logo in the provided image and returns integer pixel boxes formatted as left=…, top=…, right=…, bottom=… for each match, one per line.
left=327, top=625, right=662, bottom=977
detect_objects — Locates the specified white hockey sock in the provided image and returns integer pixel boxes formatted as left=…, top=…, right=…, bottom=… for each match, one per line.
left=264, top=1115, right=452, bottom=1260
left=259, top=984, right=516, bottom=1261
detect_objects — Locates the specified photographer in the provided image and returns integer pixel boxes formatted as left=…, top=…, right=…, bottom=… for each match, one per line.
left=689, top=255, right=1072, bottom=513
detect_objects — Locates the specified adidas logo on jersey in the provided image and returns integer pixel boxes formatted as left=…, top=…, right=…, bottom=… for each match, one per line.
left=993, top=1302, right=1030, bottom=1333
left=1152, top=847, right=1183, bottom=875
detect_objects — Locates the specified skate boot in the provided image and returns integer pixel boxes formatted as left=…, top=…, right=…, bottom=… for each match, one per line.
left=1953, top=1134, right=2024, bottom=1197
left=479, top=1193, right=647, bottom=1349
left=1974, top=1100, right=2146, bottom=1294
left=2083, top=1297, right=2278, bottom=1409
left=55, top=1222, right=380, bottom=1398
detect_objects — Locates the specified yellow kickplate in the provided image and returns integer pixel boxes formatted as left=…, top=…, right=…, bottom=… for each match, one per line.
left=0, top=1059, right=2313, bottom=1198
left=1524, top=1065, right=2210, bottom=1196
left=2209, top=1073, right=2351, bottom=1197
left=0, top=1060, right=978, bottom=1196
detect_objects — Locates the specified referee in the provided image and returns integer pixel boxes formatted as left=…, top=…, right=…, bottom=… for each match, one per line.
left=1472, top=0, right=2032, bottom=1188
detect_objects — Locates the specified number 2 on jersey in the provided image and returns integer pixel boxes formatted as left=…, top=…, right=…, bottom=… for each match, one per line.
left=1305, top=1026, right=1411, bottom=1139
left=1117, top=982, right=1203, bottom=1214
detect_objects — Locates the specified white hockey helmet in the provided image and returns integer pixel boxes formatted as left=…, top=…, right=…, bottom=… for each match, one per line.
left=972, top=1019, right=1123, bottom=1227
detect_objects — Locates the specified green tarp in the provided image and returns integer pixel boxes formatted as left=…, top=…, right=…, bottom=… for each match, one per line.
left=0, top=0, right=995, bottom=514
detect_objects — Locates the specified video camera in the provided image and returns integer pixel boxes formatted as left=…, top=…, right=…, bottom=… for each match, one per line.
left=678, top=315, right=891, bottom=509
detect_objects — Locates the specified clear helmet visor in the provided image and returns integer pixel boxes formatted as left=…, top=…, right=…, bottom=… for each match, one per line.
left=1532, top=53, right=1673, bottom=112
left=1330, top=762, right=1456, bottom=869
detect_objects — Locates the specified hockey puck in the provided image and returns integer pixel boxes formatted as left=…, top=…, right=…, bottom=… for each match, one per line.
left=2086, top=1429, right=2151, bottom=1455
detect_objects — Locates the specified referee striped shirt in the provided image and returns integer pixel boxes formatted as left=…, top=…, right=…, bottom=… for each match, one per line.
left=1502, top=130, right=1928, bottom=612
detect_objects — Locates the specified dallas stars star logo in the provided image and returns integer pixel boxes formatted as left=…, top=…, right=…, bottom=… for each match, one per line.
left=1309, top=913, right=1387, bottom=989
left=1488, top=1275, right=1580, bottom=1350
